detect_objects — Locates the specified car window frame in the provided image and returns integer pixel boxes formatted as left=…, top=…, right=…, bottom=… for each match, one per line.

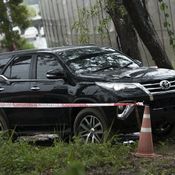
left=0, top=54, right=13, bottom=75
left=33, top=52, right=65, bottom=81
left=1, top=53, right=34, bottom=81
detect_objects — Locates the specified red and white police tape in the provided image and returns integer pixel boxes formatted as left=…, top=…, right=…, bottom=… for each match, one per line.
left=0, top=102, right=144, bottom=108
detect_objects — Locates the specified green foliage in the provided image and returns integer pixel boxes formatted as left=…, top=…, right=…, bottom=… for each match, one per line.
left=72, top=0, right=111, bottom=44
left=106, top=0, right=116, bottom=11
left=0, top=0, right=30, bottom=50
left=72, top=0, right=128, bottom=44
left=0, top=137, right=175, bottom=174
left=117, top=5, right=127, bottom=18
left=64, top=162, right=85, bottom=175
left=9, top=2, right=30, bottom=30
left=27, top=6, right=37, bottom=18
left=72, top=8, right=90, bottom=44
left=15, top=37, right=35, bottom=50
left=1, top=36, right=34, bottom=50
left=96, top=16, right=112, bottom=40
left=159, top=0, right=175, bottom=49
left=0, top=138, right=132, bottom=175
left=105, top=0, right=127, bottom=17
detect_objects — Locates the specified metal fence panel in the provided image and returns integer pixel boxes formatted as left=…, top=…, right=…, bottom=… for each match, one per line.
left=40, top=0, right=175, bottom=66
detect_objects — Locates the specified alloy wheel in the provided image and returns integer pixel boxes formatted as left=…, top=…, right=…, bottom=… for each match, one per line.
left=78, top=115, right=104, bottom=143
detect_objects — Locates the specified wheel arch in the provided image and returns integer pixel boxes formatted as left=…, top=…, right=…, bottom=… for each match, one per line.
left=70, top=98, right=106, bottom=127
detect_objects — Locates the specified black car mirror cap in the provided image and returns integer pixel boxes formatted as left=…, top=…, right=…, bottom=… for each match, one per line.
left=46, top=69, right=65, bottom=79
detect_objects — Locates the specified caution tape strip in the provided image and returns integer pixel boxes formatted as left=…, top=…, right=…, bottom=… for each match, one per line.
left=0, top=102, right=144, bottom=108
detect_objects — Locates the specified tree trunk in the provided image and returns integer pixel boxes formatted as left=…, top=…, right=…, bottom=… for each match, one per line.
left=123, top=0, right=173, bottom=69
left=106, top=1, right=142, bottom=61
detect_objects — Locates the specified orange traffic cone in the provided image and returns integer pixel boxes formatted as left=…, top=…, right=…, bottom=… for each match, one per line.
left=135, top=105, right=157, bottom=158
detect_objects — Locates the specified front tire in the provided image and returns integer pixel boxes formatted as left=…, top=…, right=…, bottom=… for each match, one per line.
left=73, top=108, right=107, bottom=143
left=153, top=121, right=174, bottom=137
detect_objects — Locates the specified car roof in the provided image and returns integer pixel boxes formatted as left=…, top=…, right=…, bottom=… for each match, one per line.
left=0, top=45, right=100, bottom=57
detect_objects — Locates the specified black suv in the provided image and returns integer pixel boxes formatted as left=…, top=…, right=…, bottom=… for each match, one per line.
left=0, top=45, right=175, bottom=142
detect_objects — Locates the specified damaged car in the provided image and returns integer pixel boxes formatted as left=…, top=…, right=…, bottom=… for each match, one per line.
left=0, top=45, right=175, bottom=142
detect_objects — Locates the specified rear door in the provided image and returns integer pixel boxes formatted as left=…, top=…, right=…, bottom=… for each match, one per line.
left=0, top=54, right=34, bottom=129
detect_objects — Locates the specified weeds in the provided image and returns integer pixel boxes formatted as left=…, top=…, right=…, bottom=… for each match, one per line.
left=0, top=136, right=174, bottom=175
left=0, top=136, right=132, bottom=175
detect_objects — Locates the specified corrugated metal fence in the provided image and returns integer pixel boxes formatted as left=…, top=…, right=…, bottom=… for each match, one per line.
left=40, top=0, right=117, bottom=47
left=39, top=0, right=175, bottom=66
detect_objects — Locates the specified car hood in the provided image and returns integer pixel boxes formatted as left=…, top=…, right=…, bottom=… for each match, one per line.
left=78, top=67, right=175, bottom=83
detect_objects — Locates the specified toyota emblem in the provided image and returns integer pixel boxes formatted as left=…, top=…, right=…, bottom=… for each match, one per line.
left=160, top=80, right=171, bottom=90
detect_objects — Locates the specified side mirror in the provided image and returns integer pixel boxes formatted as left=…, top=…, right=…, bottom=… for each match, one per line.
left=46, top=69, right=65, bottom=79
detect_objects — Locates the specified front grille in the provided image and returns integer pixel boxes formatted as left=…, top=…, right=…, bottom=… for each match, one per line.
left=141, top=79, right=175, bottom=95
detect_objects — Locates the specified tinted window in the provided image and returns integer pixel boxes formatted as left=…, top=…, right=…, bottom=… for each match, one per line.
left=4, top=55, right=32, bottom=79
left=37, top=54, right=63, bottom=79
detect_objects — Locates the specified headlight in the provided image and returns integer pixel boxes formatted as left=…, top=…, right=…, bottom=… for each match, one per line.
left=95, top=82, right=154, bottom=101
left=95, top=82, right=140, bottom=91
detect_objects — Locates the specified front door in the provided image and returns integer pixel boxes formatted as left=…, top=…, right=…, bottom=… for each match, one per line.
left=30, top=53, right=71, bottom=132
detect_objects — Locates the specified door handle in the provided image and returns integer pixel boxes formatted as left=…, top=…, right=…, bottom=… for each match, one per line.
left=0, top=87, right=4, bottom=91
left=31, top=86, right=40, bottom=91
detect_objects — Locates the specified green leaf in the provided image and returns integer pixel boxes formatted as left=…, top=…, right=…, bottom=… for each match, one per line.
left=170, top=38, right=174, bottom=45
left=160, top=3, right=166, bottom=11
left=164, top=21, right=168, bottom=27
left=165, top=13, right=169, bottom=17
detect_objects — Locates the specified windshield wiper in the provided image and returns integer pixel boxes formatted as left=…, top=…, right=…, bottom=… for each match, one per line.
left=93, top=62, right=133, bottom=73
left=121, top=62, right=133, bottom=69
left=93, top=65, right=119, bottom=72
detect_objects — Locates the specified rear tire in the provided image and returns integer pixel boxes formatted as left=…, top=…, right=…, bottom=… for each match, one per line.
left=73, top=108, right=107, bottom=143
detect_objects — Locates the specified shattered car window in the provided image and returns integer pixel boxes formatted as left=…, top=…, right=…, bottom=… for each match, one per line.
left=60, top=48, right=139, bottom=74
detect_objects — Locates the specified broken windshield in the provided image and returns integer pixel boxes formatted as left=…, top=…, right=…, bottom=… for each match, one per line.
left=60, top=47, right=139, bottom=74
